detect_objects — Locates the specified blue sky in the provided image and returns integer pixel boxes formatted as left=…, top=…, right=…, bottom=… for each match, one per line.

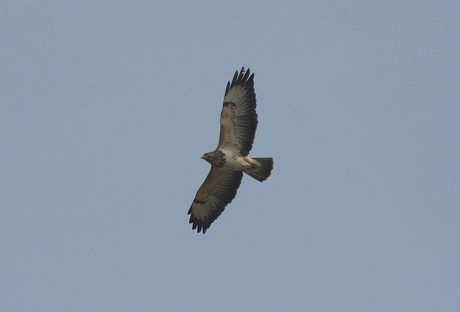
left=1, top=1, right=459, bottom=311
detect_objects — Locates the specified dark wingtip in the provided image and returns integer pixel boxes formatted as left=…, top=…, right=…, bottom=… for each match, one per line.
left=188, top=212, right=209, bottom=234
left=225, top=67, right=254, bottom=96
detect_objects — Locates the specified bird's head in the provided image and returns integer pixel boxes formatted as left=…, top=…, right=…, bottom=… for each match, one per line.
left=201, top=152, right=211, bottom=163
left=201, top=151, right=225, bottom=167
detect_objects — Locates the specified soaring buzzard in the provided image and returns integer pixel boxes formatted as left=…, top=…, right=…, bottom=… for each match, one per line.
left=188, top=67, right=274, bottom=233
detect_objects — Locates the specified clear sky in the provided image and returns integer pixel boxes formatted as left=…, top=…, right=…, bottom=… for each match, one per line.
left=1, top=1, right=459, bottom=311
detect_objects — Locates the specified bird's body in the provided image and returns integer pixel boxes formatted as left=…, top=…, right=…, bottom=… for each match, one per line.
left=202, top=150, right=258, bottom=171
left=188, top=67, right=273, bottom=233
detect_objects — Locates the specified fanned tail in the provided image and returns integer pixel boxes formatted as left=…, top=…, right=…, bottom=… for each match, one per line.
left=245, top=157, right=274, bottom=182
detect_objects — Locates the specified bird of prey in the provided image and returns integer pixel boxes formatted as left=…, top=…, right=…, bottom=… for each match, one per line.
left=188, top=67, right=274, bottom=233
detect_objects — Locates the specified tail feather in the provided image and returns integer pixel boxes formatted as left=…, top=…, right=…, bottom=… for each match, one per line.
left=245, top=157, right=274, bottom=182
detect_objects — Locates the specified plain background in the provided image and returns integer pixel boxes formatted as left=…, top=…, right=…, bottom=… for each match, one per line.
left=1, top=1, right=459, bottom=311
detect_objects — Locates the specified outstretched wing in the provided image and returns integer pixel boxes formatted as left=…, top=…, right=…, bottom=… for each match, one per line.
left=188, top=169, right=243, bottom=233
left=218, top=67, right=258, bottom=156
